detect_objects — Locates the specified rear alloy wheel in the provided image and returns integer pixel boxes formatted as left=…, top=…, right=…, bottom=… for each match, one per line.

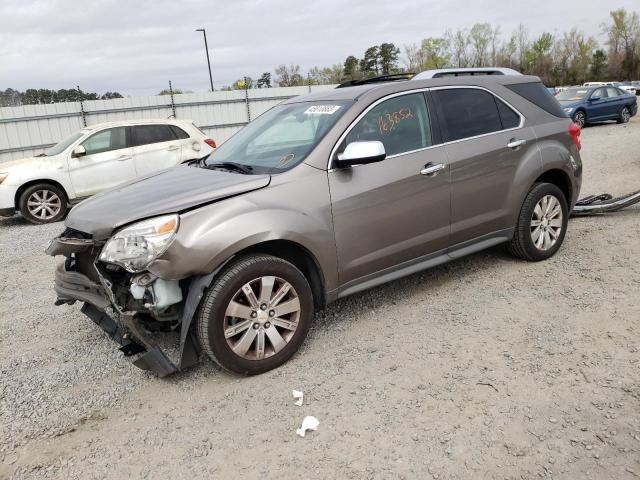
left=508, top=182, right=569, bottom=261
left=18, top=183, right=68, bottom=224
left=196, top=254, right=313, bottom=374
left=572, top=111, right=586, bottom=128
left=618, top=106, right=631, bottom=124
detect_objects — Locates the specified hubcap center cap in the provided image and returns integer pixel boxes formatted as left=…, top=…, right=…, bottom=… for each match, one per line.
left=256, top=310, right=269, bottom=323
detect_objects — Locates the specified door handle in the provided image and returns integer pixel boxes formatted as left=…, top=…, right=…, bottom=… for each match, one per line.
left=117, top=155, right=132, bottom=161
left=420, top=163, right=445, bottom=176
left=507, top=139, right=527, bottom=149
left=167, top=145, right=180, bottom=151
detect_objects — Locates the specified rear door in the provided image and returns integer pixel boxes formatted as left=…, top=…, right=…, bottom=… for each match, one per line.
left=130, top=124, right=183, bottom=176
left=68, top=126, right=137, bottom=197
left=605, top=87, right=624, bottom=118
left=432, top=87, right=539, bottom=246
left=329, top=92, right=451, bottom=288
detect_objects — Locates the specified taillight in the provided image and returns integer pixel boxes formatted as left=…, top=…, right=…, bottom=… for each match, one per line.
left=204, top=138, right=217, bottom=149
left=569, top=122, right=581, bottom=151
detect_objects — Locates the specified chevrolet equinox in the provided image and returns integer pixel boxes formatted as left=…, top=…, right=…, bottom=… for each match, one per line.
left=47, top=74, right=582, bottom=376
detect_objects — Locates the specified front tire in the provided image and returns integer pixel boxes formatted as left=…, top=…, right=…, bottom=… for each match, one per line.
left=617, top=106, right=631, bottom=124
left=196, top=254, right=314, bottom=375
left=572, top=110, right=586, bottom=128
left=18, top=183, right=68, bottom=224
left=508, top=182, right=569, bottom=261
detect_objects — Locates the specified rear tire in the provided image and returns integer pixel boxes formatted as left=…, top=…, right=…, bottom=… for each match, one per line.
left=18, top=183, right=68, bottom=224
left=196, top=254, right=314, bottom=375
left=508, top=182, right=569, bottom=262
left=617, top=106, right=631, bottom=124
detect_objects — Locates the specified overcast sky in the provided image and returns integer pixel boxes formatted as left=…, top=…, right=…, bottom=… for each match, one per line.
left=0, top=0, right=636, bottom=96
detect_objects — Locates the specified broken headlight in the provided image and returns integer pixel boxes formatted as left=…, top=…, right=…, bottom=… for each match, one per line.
left=99, top=214, right=179, bottom=273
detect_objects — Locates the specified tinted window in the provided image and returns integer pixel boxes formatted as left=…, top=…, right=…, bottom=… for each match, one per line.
left=345, top=93, right=432, bottom=157
left=606, top=87, right=621, bottom=98
left=506, top=82, right=566, bottom=117
left=81, top=127, right=127, bottom=155
left=132, top=124, right=176, bottom=146
left=496, top=98, right=520, bottom=129
left=433, top=88, right=502, bottom=142
left=169, top=125, right=190, bottom=139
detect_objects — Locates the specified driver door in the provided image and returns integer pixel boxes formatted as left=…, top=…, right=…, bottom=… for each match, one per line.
left=68, top=127, right=137, bottom=198
left=329, top=92, right=451, bottom=290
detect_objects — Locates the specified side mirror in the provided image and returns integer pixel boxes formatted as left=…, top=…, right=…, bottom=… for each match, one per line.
left=72, top=145, right=86, bottom=158
left=589, top=96, right=600, bottom=102
left=335, top=141, right=386, bottom=167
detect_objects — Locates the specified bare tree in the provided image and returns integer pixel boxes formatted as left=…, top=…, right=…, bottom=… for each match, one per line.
left=274, top=64, right=304, bottom=87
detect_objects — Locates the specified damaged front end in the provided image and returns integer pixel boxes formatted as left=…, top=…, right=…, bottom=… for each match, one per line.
left=46, top=226, right=213, bottom=377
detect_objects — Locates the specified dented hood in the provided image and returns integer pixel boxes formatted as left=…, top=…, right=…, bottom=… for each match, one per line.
left=65, top=165, right=271, bottom=239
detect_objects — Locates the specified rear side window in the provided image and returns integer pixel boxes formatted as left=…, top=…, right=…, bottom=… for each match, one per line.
left=344, top=93, right=432, bottom=157
left=81, top=127, right=127, bottom=155
left=505, top=82, right=567, bottom=117
left=132, top=124, right=176, bottom=147
left=169, top=125, right=190, bottom=139
left=606, top=87, right=621, bottom=98
left=592, top=87, right=608, bottom=99
left=496, top=99, right=521, bottom=129
left=433, top=88, right=503, bottom=142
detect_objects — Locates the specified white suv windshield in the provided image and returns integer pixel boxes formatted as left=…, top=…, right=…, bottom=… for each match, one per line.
left=205, top=101, right=351, bottom=173
left=44, top=131, right=84, bottom=156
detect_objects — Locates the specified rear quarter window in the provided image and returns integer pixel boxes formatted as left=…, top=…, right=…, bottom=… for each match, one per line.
left=505, top=82, right=567, bottom=118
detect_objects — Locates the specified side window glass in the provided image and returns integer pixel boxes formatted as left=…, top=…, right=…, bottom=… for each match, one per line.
left=345, top=93, right=432, bottom=157
left=592, top=88, right=607, bottom=99
left=169, top=125, right=190, bottom=139
left=133, top=125, right=176, bottom=147
left=496, top=98, right=521, bottom=129
left=81, top=127, right=126, bottom=155
left=434, top=88, right=503, bottom=142
left=606, top=87, right=620, bottom=98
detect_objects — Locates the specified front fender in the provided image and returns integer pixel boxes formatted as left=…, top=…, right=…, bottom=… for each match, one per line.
left=148, top=169, right=337, bottom=291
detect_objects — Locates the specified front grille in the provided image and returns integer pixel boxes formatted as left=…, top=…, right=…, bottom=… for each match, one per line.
left=61, top=227, right=93, bottom=240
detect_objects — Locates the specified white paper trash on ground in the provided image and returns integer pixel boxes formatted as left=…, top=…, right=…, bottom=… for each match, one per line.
left=292, top=389, right=304, bottom=406
left=296, top=416, right=319, bottom=437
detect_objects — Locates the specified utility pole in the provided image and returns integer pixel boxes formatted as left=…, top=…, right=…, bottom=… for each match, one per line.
left=195, top=28, right=214, bottom=91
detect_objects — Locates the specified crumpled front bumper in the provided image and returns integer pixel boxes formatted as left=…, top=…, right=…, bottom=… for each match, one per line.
left=46, top=235, right=205, bottom=377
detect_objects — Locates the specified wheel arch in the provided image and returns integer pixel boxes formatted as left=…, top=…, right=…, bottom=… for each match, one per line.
left=14, top=179, right=70, bottom=210
left=230, top=239, right=327, bottom=311
left=534, top=169, right=573, bottom=205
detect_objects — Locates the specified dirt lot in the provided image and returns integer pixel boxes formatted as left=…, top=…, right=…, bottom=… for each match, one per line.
left=1, top=117, right=640, bottom=480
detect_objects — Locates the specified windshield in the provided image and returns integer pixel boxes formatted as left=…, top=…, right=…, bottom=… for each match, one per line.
left=556, top=88, right=590, bottom=102
left=44, top=131, right=84, bottom=156
left=204, top=101, right=351, bottom=173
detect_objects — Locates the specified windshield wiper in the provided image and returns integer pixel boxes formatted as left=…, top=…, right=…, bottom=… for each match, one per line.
left=203, top=162, right=254, bottom=174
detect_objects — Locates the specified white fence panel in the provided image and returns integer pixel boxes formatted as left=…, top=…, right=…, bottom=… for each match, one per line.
left=0, top=84, right=337, bottom=163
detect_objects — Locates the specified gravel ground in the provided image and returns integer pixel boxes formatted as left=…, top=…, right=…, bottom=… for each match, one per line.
left=1, top=117, right=639, bottom=479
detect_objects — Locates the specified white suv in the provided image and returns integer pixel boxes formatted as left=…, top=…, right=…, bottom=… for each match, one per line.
left=0, top=119, right=216, bottom=224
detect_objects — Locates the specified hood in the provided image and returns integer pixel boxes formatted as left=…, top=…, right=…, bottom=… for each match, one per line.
left=65, top=165, right=271, bottom=239
left=0, top=155, right=61, bottom=178
left=558, top=100, right=582, bottom=108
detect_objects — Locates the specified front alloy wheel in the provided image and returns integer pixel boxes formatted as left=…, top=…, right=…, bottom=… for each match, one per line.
left=196, top=254, right=313, bottom=374
left=224, top=276, right=301, bottom=360
left=18, top=183, right=68, bottom=224
left=572, top=111, right=586, bottom=128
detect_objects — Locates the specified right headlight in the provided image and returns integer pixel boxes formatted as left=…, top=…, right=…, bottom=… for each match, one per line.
left=99, top=214, right=179, bottom=273
left=563, top=107, right=574, bottom=114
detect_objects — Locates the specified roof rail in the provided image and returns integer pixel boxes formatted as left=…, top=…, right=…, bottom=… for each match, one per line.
left=336, top=73, right=415, bottom=89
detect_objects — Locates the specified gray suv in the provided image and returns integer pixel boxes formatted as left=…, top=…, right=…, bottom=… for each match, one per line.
left=47, top=75, right=582, bottom=376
